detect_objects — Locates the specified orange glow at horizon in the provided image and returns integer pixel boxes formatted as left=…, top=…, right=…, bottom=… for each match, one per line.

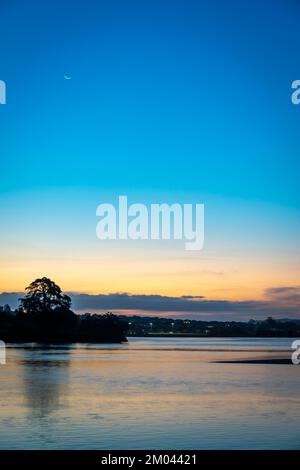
left=1, top=243, right=299, bottom=302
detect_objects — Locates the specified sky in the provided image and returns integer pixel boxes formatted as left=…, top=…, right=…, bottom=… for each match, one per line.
left=0, top=0, right=300, bottom=319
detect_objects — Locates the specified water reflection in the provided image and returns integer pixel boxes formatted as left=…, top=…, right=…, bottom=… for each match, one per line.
left=21, top=347, right=71, bottom=417
left=0, top=338, right=299, bottom=449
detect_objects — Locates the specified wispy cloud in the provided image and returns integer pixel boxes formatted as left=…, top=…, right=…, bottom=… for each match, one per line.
left=264, top=286, right=300, bottom=305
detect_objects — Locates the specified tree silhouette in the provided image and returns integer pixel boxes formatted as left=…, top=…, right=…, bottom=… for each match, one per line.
left=20, top=277, right=71, bottom=314
left=0, top=277, right=128, bottom=342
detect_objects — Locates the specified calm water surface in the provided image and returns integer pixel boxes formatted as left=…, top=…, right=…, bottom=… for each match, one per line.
left=0, top=337, right=299, bottom=449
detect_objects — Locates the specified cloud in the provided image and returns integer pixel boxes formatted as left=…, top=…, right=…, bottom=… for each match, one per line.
left=180, top=295, right=205, bottom=299
left=0, top=292, right=22, bottom=309
left=68, top=290, right=300, bottom=320
left=265, top=286, right=300, bottom=303
left=1, top=287, right=299, bottom=321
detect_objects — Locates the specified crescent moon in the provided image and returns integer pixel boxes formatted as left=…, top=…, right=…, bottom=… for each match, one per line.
left=64, top=75, right=71, bottom=80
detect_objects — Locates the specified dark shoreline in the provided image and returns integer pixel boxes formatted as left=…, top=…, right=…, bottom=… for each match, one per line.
left=214, top=358, right=292, bottom=364
left=130, top=333, right=298, bottom=338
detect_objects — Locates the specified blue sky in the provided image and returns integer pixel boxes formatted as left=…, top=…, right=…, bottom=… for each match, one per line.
left=1, top=0, right=299, bottom=201
left=0, top=0, right=299, bottom=318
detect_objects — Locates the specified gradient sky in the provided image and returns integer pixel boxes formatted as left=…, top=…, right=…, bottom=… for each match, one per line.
left=0, top=0, right=300, bottom=319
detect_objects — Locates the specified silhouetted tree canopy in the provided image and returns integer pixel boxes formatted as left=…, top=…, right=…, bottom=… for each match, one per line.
left=20, top=277, right=71, bottom=314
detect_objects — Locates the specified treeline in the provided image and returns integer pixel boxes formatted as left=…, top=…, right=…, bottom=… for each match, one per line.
left=120, top=315, right=300, bottom=337
left=0, top=309, right=128, bottom=343
left=0, top=278, right=128, bottom=343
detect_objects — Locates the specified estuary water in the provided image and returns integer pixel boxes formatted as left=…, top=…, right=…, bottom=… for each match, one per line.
left=0, top=337, right=299, bottom=449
